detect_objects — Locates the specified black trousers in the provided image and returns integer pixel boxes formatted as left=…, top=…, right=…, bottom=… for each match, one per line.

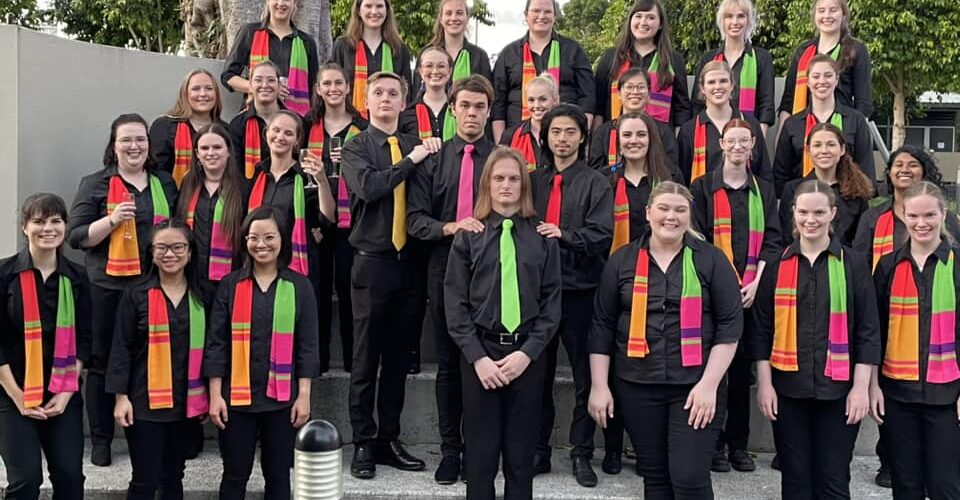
left=617, top=379, right=719, bottom=500
left=427, top=242, right=464, bottom=457
left=0, top=395, right=84, bottom=500
left=217, top=408, right=296, bottom=500
left=87, top=284, right=122, bottom=449
left=880, top=398, right=960, bottom=500
left=349, top=253, right=419, bottom=443
left=312, top=232, right=336, bottom=373
left=332, top=228, right=355, bottom=372
left=537, top=289, right=596, bottom=458
left=716, top=335, right=753, bottom=453
left=125, top=419, right=202, bottom=500
left=462, top=340, right=547, bottom=500
left=772, top=396, right=859, bottom=500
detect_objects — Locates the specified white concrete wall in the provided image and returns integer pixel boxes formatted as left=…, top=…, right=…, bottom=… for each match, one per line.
left=3, top=25, right=244, bottom=255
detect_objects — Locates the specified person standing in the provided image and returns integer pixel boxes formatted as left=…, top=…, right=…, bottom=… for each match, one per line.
left=445, top=146, right=562, bottom=500
left=341, top=71, right=441, bottom=479
left=531, top=104, right=613, bottom=486
left=408, top=75, right=496, bottom=484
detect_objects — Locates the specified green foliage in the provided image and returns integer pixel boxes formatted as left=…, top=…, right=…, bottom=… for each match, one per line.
left=332, top=0, right=495, bottom=52
left=49, top=0, right=183, bottom=53
left=0, top=0, right=41, bottom=27
left=555, top=0, right=610, bottom=62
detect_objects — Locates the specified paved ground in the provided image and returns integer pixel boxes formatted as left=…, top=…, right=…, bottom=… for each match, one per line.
left=1, top=441, right=892, bottom=499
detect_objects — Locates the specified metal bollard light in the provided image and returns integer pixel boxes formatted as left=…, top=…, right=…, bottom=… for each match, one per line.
left=293, top=419, right=343, bottom=500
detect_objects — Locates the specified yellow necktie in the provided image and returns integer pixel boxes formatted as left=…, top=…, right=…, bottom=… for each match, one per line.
left=387, top=136, right=406, bottom=251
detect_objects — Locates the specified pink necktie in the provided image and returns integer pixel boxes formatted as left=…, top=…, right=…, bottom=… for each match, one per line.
left=456, top=144, right=475, bottom=221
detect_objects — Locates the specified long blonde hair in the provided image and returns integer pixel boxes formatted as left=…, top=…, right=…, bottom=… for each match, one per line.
left=166, top=69, right=223, bottom=121
left=474, top=147, right=536, bottom=220
left=429, top=0, right=471, bottom=47
left=343, top=0, right=404, bottom=53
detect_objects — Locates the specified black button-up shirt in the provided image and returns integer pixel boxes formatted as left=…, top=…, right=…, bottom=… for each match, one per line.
left=410, top=42, right=494, bottom=92
left=853, top=198, right=960, bottom=267
left=492, top=33, right=596, bottom=127
left=175, top=185, right=251, bottom=282
left=408, top=136, right=494, bottom=242
left=749, top=240, right=880, bottom=400
left=874, top=241, right=960, bottom=405
left=779, top=174, right=870, bottom=247
left=399, top=100, right=450, bottom=139
left=677, top=110, right=771, bottom=184
left=594, top=47, right=691, bottom=127
left=690, top=168, right=782, bottom=277
left=531, top=160, right=614, bottom=291
left=68, top=167, right=179, bottom=288
left=330, top=37, right=414, bottom=106
left=148, top=116, right=228, bottom=175
left=250, top=160, right=326, bottom=270
left=590, top=234, right=743, bottom=385
left=341, top=125, right=421, bottom=252
left=587, top=119, right=679, bottom=171
left=606, top=168, right=683, bottom=243
left=778, top=37, right=874, bottom=119
left=227, top=106, right=271, bottom=176
left=0, top=250, right=92, bottom=405
left=107, top=279, right=214, bottom=422
left=690, top=45, right=777, bottom=126
left=444, top=213, right=562, bottom=363
left=773, top=104, right=875, bottom=197
left=500, top=121, right=544, bottom=168
left=203, top=268, right=320, bottom=412
left=221, top=21, right=320, bottom=94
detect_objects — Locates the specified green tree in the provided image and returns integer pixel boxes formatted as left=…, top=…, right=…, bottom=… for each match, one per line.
left=49, top=0, right=183, bottom=53
left=332, top=0, right=494, bottom=53
left=0, top=0, right=41, bottom=27
left=556, top=0, right=610, bottom=62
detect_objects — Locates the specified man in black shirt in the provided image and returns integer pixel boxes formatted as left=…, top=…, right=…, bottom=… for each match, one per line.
left=408, top=75, right=496, bottom=485
left=531, top=104, right=613, bottom=487
left=340, top=72, right=442, bottom=480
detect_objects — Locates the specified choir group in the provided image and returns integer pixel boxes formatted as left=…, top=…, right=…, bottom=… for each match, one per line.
left=1, top=0, right=957, bottom=499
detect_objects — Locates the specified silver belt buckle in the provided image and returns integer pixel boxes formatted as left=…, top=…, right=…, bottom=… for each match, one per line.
left=499, top=333, right=514, bottom=345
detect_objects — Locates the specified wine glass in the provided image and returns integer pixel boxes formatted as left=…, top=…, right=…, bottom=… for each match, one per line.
left=120, top=191, right=135, bottom=240
left=330, top=136, right=343, bottom=178
left=301, top=149, right=318, bottom=189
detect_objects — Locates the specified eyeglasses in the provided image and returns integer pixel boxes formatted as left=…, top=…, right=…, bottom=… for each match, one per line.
left=722, top=138, right=753, bottom=148
left=620, top=84, right=648, bottom=94
left=421, top=63, right=450, bottom=71
left=152, top=243, right=189, bottom=255
left=245, top=233, right=280, bottom=245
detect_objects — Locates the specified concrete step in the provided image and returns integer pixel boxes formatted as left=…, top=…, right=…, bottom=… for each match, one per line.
left=306, top=366, right=882, bottom=455
left=1, top=442, right=892, bottom=499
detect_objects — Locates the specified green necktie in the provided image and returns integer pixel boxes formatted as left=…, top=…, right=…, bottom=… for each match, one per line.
left=500, top=219, right=521, bottom=333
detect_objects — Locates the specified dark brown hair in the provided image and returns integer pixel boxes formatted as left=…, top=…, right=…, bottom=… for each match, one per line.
left=615, top=112, right=672, bottom=183
left=344, top=0, right=404, bottom=53
left=805, top=123, right=874, bottom=200
left=102, top=113, right=157, bottom=170
left=20, top=193, right=68, bottom=227
left=610, top=0, right=674, bottom=88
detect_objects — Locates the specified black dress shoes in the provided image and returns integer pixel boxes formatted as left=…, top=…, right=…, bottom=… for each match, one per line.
left=572, top=456, right=598, bottom=487
left=601, top=450, right=622, bottom=475
left=91, top=443, right=111, bottom=467
left=375, top=441, right=426, bottom=471
left=351, top=442, right=376, bottom=479
left=532, top=453, right=551, bottom=475
left=435, top=455, right=461, bottom=484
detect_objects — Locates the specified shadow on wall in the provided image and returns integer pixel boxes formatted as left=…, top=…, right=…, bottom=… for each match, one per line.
left=0, top=25, right=244, bottom=257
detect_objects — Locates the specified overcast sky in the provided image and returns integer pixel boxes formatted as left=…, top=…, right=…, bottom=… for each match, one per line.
left=471, top=0, right=570, bottom=57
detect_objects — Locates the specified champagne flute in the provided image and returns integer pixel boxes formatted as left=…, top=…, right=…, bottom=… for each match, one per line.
left=330, top=136, right=343, bottom=178
left=301, top=149, right=318, bottom=189
left=120, top=191, right=135, bottom=240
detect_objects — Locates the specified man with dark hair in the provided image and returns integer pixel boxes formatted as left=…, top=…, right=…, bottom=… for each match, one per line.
left=408, top=74, right=497, bottom=485
left=341, top=71, right=441, bottom=480
left=531, top=103, right=613, bottom=487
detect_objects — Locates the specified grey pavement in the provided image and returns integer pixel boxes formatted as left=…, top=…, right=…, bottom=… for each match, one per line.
left=1, top=442, right=892, bottom=499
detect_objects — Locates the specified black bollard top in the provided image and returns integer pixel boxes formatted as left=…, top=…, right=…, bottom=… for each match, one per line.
left=295, top=419, right=342, bottom=452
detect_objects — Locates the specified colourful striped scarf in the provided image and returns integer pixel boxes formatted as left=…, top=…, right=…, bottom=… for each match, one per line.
left=244, top=117, right=261, bottom=180
left=146, top=288, right=208, bottom=416
left=353, top=40, right=394, bottom=120
left=307, top=120, right=360, bottom=228
left=510, top=123, right=537, bottom=172
left=609, top=60, right=631, bottom=120
left=802, top=112, right=843, bottom=176
left=792, top=42, right=841, bottom=114
left=20, top=272, right=77, bottom=408
left=607, top=127, right=618, bottom=168
left=172, top=122, right=192, bottom=188
left=106, top=175, right=170, bottom=277
left=713, top=50, right=758, bottom=118
left=713, top=175, right=764, bottom=285
left=452, top=48, right=472, bottom=82
left=230, top=277, right=297, bottom=405
left=691, top=115, right=708, bottom=183
left=610, top=175, right=630, bottom=255
left=521, top=40, right=560, bottom=121
left=771, top=251, right=850, bottom=380
left=884, top=252, right=960, bottom=383
left=186, top=190, right=233, bottom=281
left=247, top=30, right=309, bottom=117
left=872, top=210, right=895, bottom=271
left=415, top=103, right=456, bottom=142
left=627, top=246, right=703, bottom=366
left=248, top=171, right=309, bottom=276
left=646, top=53, right=673, bottom=124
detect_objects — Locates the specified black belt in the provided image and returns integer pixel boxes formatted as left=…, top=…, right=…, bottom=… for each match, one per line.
left=355, top=249, right=404, bottom=260
left=481, top=331, right=528, bottom=346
